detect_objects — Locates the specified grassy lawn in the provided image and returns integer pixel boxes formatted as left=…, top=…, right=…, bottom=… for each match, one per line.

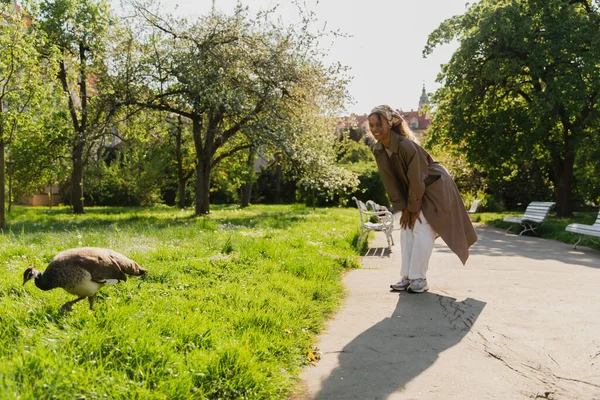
left=0, top=204, right=364, bottom=399
left=470, top=210, right=600, bottom=250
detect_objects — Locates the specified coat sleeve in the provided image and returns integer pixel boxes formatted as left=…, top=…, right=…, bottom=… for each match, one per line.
left=373, top=148, right=407, bottom=212
left=404, top=142, right=429, bottom=213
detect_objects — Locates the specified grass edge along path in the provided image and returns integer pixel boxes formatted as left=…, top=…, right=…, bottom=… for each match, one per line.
left=0, top=204, right=365, bottom=399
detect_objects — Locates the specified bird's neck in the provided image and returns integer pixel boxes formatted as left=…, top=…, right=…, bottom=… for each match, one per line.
left=34, top=274, right=54, bottom=291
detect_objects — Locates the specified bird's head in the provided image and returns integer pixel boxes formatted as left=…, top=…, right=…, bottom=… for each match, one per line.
left=22, top=266, right=41, bottom=285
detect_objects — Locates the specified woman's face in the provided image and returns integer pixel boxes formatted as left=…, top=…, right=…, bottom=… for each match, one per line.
left=368, top=113, right=390, bottom=143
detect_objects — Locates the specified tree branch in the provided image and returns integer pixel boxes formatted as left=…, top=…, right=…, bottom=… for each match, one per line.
left=58, top=58, right=81, bottom=133
left=125, top=100, right=195, bottom=120
left=212, top=100, right=265, bottom=153
left=568, top=0, right=592, bottom=13
left=516, top=90, right=533, bottom=103
left=211, top=144, right=253, bottom=168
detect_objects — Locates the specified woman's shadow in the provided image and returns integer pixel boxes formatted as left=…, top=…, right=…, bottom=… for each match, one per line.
left=313, top=292, right=486, bottom=399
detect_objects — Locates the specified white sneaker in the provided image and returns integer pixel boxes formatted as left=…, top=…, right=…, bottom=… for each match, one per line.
left=408, top=278, right=429, bottom=293
left=390, top=277, right=410, bottom=291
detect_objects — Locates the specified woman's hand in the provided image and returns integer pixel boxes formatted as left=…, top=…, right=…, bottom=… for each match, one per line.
left=400, top=209, right=422, bottom=230
left=409, top=211, right=422, bottom=230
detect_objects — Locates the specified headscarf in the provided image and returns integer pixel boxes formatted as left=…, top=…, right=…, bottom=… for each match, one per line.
left=370, top=105, right=405, bottom=128
left=369, top=104, right=416, bottom=142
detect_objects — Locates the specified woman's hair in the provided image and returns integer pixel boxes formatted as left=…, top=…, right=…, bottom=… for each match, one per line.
left=369, top=112, right=417, bottom=142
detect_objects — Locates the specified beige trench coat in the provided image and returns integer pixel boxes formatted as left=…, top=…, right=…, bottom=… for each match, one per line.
left=373, top=131, right=477, bottom=265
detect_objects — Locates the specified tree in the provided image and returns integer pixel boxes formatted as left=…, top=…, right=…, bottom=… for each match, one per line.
left=39, top=0, right=113, bottom=214
left=0, top=1, right=58, bottom=230
left=115, top=2, right=351, bottom=215
left=166, top=115, right=194, bottom=209
left=424, top=0, right=600, bottom=216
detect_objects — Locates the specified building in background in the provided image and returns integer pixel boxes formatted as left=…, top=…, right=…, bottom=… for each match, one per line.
left=398, top=84, right=431, bottom=140
left=337, top=85, right=432, bottom=142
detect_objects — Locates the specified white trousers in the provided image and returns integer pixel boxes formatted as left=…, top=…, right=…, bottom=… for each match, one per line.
left=400, top=211, right=436, bottom=280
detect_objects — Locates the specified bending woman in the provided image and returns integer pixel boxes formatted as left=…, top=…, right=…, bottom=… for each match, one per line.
left=368, top=105, right=477, bottom=293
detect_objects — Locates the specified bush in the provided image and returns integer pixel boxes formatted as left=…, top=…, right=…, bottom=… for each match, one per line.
left=345, top=162, right=389, bottom=208
left=253, top=164, right=298, bottom=204
left=462, top=190, right=505, bottom=213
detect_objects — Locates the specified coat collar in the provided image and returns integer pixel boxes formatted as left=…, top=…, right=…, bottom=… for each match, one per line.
left=373, top=131, right=402, bottom=157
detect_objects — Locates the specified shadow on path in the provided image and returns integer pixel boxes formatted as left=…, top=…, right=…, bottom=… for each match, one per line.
left=313, top=293, right=486, bottom=400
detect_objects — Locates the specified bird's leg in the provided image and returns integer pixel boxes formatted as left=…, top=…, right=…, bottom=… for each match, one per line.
left=88, top=295, right=95, bottom=310
left=60, top=296, right=86, bottom=313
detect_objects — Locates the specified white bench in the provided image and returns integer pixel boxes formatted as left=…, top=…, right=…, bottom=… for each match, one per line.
left=352, top=197, right=394, bottom=250
left=503, top=201, right=555, bottom=236
left=366, top=200, right=390, bottom=214
left=565, top=211, right=600, bottom=249
left=468, top=199, right=482, bottom=214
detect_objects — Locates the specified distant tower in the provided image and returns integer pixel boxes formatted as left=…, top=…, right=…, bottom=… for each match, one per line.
left=418, top=83, right=429, bottom=112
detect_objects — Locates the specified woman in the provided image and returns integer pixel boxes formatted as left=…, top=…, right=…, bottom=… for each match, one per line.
left=368, top=105, right=477, bottom=293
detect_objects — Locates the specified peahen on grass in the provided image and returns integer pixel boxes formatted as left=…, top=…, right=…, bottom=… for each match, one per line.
left=23, top=247, right=147, bottom=312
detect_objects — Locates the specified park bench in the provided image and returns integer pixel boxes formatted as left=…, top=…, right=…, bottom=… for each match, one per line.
left=565, top=210, right=600, bottom=249
left=503, top=201, right=555, bottom=236
left=468, top=199, right=482, bottom=214
left=352, top=197, right=394, bottom=250
left=366, top=200, right=390, bottom=214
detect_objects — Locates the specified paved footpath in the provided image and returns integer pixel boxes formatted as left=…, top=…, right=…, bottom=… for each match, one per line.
left=295, top=224, right=600, bottom=400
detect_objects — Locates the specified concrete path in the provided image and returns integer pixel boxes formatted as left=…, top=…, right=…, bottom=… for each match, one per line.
left=296, top=224, right=600, bottom=400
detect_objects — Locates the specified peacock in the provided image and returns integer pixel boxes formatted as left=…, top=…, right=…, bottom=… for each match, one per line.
left=23, top=247, right=147, bottom=312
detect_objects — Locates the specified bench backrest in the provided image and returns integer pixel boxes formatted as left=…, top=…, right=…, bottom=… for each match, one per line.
left=366, top=200, right=389, bottom=213
left=468, top=199, right=482, bottom=213
left=523, top=202, right=556, bottom=223
left=592, top=210, right=600, bottom=227
left=352, top=197, right=369, bottom=225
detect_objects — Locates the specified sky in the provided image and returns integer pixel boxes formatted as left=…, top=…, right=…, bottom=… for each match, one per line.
left=114, top=0, right=472, bottom=116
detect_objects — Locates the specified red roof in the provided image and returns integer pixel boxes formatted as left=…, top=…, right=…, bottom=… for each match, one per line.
left=400, top=110, right=430, bottom=130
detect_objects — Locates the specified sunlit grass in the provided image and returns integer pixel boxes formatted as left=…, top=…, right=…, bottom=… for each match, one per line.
left=0, top=204, right=362, bottom=399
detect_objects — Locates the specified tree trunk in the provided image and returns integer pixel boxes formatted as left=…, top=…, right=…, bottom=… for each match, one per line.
left=554, top=152, right=574, bottom=217
left=274, top=159, right=282, bottom=204
left=7, top=156, right=12, bottom=212
left=192, top=118, right=210, bottom=215
left=240, top=146, right=256, bottom=208
left=0, top=134, right=5, bottom=232
left=175, top=116, right=187, bottom=209
left=195, top=160, right=211, bottom=215
left=71, top=140, right=85, bottom=214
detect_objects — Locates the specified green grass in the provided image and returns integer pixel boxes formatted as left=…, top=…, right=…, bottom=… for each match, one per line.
left=470, top=210, right=600, bottom=250
left=0, top=204, right=364, bottom=399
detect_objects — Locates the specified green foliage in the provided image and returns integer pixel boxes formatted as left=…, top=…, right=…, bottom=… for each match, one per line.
left=253, top=162, right=299, bottom=204
left=338, top=139, right=374, bottom=164
left=0, top=204, right=361, bottom=398
left=425, top=0, right=600, bottom=216
left=82, top=137, right=173, bottom=206
left=0, top=1, right=62, bottom=227
left=10, top=109, right=71, bottom=201
left=38, top=0, right=115, bottom=214
left=83, top=162, right=143, bottom=206
left=345, top=162, right=389, bottom=209
left=574, top=125, right=600, bottom=206
left=112, top=3, right=352, bottom=214
left=461, top=190, right=505, bottom=213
